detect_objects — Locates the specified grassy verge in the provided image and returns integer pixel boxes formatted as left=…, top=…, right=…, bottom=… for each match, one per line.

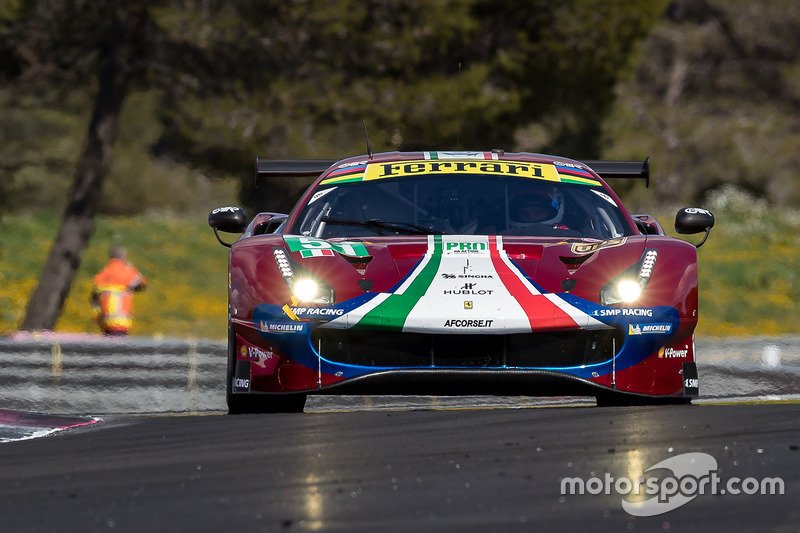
left=0, top=212, right=229, bottom=340
left=1, top=187, right=798, bottom=339
left=679, top=186, right=800, bottom=336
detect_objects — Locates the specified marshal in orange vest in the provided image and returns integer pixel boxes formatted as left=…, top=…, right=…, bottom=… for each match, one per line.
left=90, top=247, right=147, bottom=335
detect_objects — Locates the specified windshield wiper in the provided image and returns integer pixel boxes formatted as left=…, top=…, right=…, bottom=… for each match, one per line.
left=320, top=217, right=442, bottom=235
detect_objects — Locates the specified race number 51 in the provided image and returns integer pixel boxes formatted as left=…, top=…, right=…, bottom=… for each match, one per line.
left=285, top=236, right=369, bottom=258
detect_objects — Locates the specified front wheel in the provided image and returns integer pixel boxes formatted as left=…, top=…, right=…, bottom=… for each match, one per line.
left=596, top=392, right=693, bottom=407
left=227, top=392, right=307, bottom=414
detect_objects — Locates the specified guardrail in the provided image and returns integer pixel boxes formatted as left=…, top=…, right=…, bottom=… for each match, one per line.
left=0, top=334, right=227, bottom=415
left=1, top=333, right=798, bottom=415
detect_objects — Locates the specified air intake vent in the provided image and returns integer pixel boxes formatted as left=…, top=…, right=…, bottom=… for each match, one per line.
left=313, top=329, right=622, bottom=368
left=343, top=254, right=372, bottom=274
left=559, top=254, right=592, bottom=272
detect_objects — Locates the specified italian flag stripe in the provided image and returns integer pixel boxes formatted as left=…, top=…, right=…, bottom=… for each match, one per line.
left=300, top=249, right=335, bottom=258
left=423, top=151, right=499, bottom=160
left=489, top=236, right=575, bottom=329
left=354, top=235, right=443, bottom=331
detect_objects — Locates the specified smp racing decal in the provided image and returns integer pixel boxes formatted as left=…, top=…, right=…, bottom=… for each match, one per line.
left=593, top=308, right=653, bottom=318
left=232, top=359, right=251, bottom=392
left=286, top=306, right=345, bottom=319
left=284, top=236, right=370, bottom=258
left=682, top=363, right=699, bottom=395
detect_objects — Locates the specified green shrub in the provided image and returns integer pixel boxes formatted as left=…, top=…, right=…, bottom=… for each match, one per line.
left=0, top=213, right=229, bottom=340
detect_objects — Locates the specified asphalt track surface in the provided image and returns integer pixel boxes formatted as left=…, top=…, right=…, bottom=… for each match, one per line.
left=1, top=401, right=798, bottom=532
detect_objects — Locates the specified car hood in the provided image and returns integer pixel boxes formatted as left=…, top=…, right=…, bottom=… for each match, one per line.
left=282, top=234, right=647, bottom=334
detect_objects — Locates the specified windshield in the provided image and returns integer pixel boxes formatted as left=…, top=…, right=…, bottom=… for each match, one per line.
left=290, top=173, right=634, bottom=239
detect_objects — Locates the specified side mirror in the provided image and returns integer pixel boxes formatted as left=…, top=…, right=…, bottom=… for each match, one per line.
left=675, top=207, right=715, bottom=248
left=209, top=206, right=248, bottom=247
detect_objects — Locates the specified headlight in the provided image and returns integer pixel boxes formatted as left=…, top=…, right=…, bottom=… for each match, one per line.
left=291, top=277, right=334, bottom=304
left=599, top=248, right=658, bottom=306
left=292, top=278, right=320, bottom=302
left=273, top=247, right=336, bottom=305
left=615, top=280, right=643, bottom=303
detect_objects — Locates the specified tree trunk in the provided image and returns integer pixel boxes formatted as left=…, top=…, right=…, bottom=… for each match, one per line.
left=20, top=27, right=135, bottom=331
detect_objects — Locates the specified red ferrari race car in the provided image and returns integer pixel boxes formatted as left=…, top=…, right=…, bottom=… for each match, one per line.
left=209, top=150, right=714, bottom=413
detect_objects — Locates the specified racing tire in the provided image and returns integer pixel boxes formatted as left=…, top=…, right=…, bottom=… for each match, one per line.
left=227, top=392, right=307, bottom=414
left=595, top=393, right=693, bottom=407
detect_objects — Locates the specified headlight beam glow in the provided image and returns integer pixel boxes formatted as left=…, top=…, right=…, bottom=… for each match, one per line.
left=616, top=280, right=643, bottom=303
left=292, top=279, right=319, bottom=303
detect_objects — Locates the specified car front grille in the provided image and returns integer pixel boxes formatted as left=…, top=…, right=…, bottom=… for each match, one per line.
left=312, top=328, right=622, bottom=369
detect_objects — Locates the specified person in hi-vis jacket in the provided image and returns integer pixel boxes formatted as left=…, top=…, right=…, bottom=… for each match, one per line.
left=90, top=247, right=147, bottom=335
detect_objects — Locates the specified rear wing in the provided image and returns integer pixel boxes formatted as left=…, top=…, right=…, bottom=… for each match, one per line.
left=255, top=157, right=336, bottom=187
left=254, top=156, right=651, bottom=187
left=581, top=157, right=650, bottom=188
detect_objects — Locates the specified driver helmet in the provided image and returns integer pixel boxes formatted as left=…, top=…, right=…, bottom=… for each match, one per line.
left=509, top=187, right=564, bottom=228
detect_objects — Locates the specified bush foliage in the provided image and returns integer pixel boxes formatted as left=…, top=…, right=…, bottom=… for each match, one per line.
left=602, top=0, right=800, bottom=209
left=1, top=0, right=666, bottom=216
